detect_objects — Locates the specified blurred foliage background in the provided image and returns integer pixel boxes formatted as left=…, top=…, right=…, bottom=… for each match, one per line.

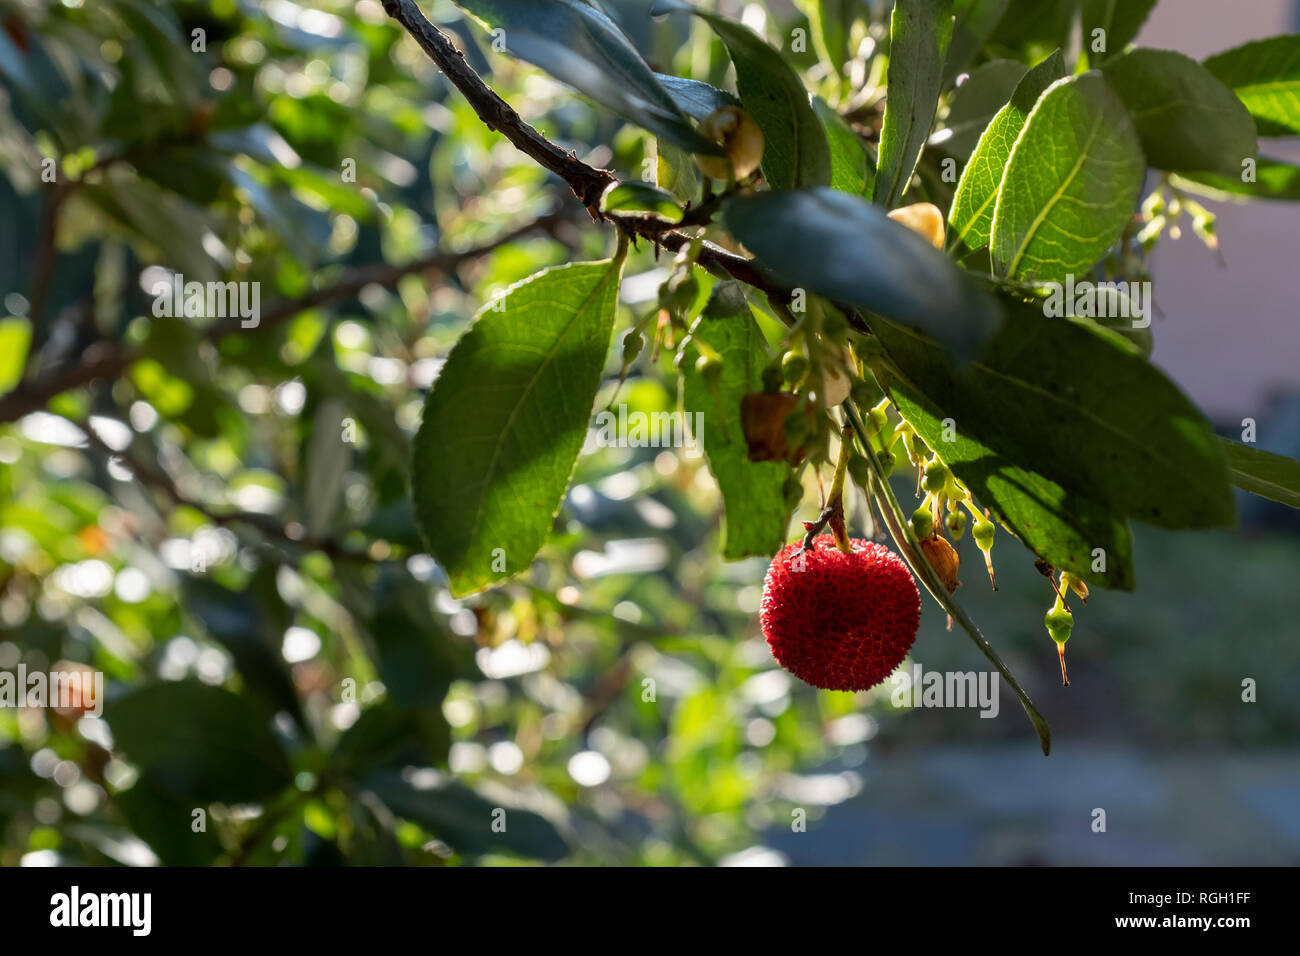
left=0, top=0, right=1297, bottom=867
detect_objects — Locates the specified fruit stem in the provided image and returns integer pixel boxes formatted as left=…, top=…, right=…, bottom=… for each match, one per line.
left=826, top=422, right=853, bottom=552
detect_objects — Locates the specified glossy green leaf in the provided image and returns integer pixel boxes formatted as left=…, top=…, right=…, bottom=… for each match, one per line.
left=1204, top=35, right=1300, bottom=136
left=454, top=0, right=718, bottom=154
left=1101, top=48, right=1257, bottom=175
left=793, top=0, right=860, bottom=75
left=874, top=0, right=954, bottom=208
left=812, top=96, right=874, bottom=195
left=723, top=188, right=998, bottom=356
left=679, top=282, right=790, bottom=559
left=412, top=258, right=623, bottom=596
left=934, top=58, right=1026, bottom=159
left=654, top=1, right=831, bottom=189
left=0, top=317, right=31, bottom=394
left=950, top=50, right=1065, bottom=251
left=870, top=297, right=1236, bottom=531
left=1221, top=439, right=1300, bottom=509
left=600, top=182, right=683, bottom=222
left=990, top=72, right=1144, bottom=282
left=108, top=681, right=293, bottom=803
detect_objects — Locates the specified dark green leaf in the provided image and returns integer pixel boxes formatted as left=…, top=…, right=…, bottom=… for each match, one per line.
left=723, top=188, right=998, bottom=356
left=874, top=0, right=954, bottom=208
left=812, top=96, right=873, bottom=195
left=794, top=0, right=862, bottom=75
left=1204, top=35, right=1300, bottom=136
left=945, top=0, right=1012, bottom=82
left=1221, top=439, right=1300, bottom=509
left=304, top=397, right=351, bottom=540
left=369, top=568, right=459, bottom=709
left=872, top=297, right=1236, bottom=531
left=657, top=139, right=701, bottom=203
left=114, top=776, right=223, bottom=866
left=455, top=0, right=717, bottom=154
left=990, top=72, right=1144, bottom=282
left=884, top=374, right=1135, bottom=589
left=412, top=258, right=623, bottom=596
left=1101, top=48, right=1257, bottom=175
left=108, top=681, right=293, bottom=803
left=364, top=770, right=569, bottom=861
left=181, top=573, right=307, bottom=733
left=331, top=703, right=451, bottom=776
left=680, top=282, right=791, bottom=558
left=655, top=1, right=832, bottom=189
left=949, top=50, right=1065, bottom=251
left=653, top=73, right=740, bottom=121
left=934, top=58, right=1026, bottom=159
left=1080, top=0, right=1157, bottom=61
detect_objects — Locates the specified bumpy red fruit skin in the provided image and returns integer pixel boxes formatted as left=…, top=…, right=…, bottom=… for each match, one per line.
left=760, top=536, right=921, bottom=691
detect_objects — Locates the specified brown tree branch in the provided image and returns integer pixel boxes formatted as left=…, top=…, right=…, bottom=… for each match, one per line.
left=380, top=0, right=801, bottom=306
left=0, top=210, right=567, bottom=425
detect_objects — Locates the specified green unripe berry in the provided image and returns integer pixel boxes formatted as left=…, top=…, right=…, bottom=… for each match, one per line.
left=695, top=353, right=722, bottom=380
left=972, top=515, right=995, bottom=552
left=1044, top=604, right=1073, bottom=645
left=662, top=273, right=698, bottom=314
left=911, top=505, right=934, bottom=540
left=878, top=447, right=895, bottom=477
left=621, top=329, right=645, bottom=364
left=761, top=363, right=784, bottom=394
left=922, top=458, right=949, bottom=494
left=781, top=350, right=808, bottom=386
left=945, top=507, right=967, bottom=540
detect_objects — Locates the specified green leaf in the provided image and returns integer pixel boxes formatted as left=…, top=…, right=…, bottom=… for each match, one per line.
left=1172, top=157, right=1300, bottom=202
left=454, top=0, right=717, bottom=154
left=793, top=0, right=861, bottom=75
left=882, top=368, right=1135, bottom=589
left=657, top=138, right=701, bottom=203
left=654, top=1, right=832, bottom=189
left=723, top=188, right=998, bottom=356
left=934, top=58, right=1026, bottom=159
left=1101, top=48, right=1257, bottom=175
left=304, top=397, right=351, bottom=540
left=874, top=0, right=954, bottom=208
left=679, top=283, right=791, bottom=559
left=108, top=681, right=293, bottom=803
left=600, top=182, right=683, bottom=222
left=1221, top=439, right=1300, bottom=509
left=181, top=572, right=307, bottom=733
left=364, top=770, right=569, bottom=861
left=949, top=50, right=1065, bottom=251
left=870, top=297, right=1236, bottom=531
left=412, top=258, right=623, bottom=597
left=1080, top=0, right=1157, bottom=61
left=369, top=568, right=458, bottom=709
left=812, top=96, right=874, bottom=195
left=0, top=317, right=31, bottom=395
left=331, top=703, right=451, bottom=776
left=990, top=72, right=1144, bottom=282
left=115, top=776, right=223, bottom=866
left=654, top=73, right=740, bottom=121
left=1204, top=35, right=1300, bottom=137
left=944, top=0, right=1012, bottom=83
